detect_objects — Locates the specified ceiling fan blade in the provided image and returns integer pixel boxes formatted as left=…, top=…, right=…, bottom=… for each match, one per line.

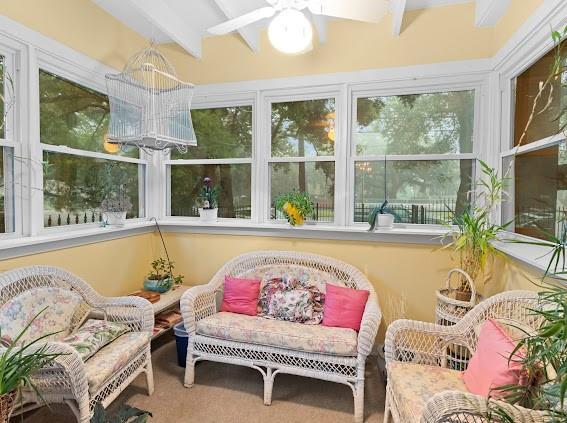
left=307, top=0, right=389, bottom=23
left=208, top=7, right=276, bottom=35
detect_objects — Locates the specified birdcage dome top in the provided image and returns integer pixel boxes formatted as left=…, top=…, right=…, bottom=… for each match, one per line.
left=105, top=44, right=197, bottom=153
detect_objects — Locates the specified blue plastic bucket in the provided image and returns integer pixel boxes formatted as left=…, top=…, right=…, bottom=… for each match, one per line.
left=173, top=322, right=188, bottom=367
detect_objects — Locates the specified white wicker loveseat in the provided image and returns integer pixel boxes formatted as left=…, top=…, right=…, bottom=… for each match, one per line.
left=0, top=266, right=155, bottom=423
left=180, top=251, right=381, bottom=422
left=384, top=290, right=548, bottom=423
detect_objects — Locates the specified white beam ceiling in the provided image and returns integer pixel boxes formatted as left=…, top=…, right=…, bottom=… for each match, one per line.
left=475, top=0, right=512, bottom=27
left=391, top=0, right=407, bottom=36
left=212, top=0, right=260, bottom=52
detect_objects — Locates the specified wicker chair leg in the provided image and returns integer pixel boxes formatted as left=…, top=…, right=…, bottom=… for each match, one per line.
left=353, top=380, right=364, bottom=423
left=383, top=386, right=391, bottom=423
left=145, top=360, right=155, bottom=395
left=263, top=367, right=273, bottom=406
left=184, top=354, right=195, bottom=388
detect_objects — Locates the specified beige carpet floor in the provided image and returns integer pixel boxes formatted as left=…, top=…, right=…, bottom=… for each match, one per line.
left=14, top=335, right=386, bottom=423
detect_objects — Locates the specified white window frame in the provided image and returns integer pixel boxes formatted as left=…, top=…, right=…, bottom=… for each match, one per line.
left=261, top=86, right=343, bottom=226
left=348, top=81, right=483, bottom=229
left=165, top=93, right=256, bottom=222
left=35, top=57, right=149, bottom=233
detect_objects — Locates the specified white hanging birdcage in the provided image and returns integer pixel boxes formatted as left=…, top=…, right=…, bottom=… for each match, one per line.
left=105, top=45, right=197, bottom=153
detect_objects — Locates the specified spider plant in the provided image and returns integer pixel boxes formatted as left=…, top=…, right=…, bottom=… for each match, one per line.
left=0, top=307, right=63, bottom=416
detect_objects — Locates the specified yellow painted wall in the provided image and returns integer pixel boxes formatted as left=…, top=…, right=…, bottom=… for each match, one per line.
left=0, top=0, right=543, bottom=84
left=0, top=233, right=157, bottom=297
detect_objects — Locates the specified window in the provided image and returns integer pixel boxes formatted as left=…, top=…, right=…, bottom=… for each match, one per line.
left=0, top=55, right=15, bottom=234
left=168, top=105, right=253, bottom=219
left=270, top=98, right=336, bottom=222
left=502, top=44, right=567, bottom=240
left=353, top=90, right=476, bottom=225
left=40, top=70, right=145, bottom=227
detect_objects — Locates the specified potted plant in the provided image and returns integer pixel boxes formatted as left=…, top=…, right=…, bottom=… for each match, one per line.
left=367, top=200, right=395, bottom=231
left=101, top=185, right=132, bottom=226
left=197, top=177, right=219, bottom=223
left=0, top=309, right=62, bottom=422
left=275, top=190, right=314, bottom=226
left=144, top=258, right=184, bottom=293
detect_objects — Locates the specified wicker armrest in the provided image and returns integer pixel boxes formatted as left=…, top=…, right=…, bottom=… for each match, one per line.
left=358, top=294, right=382, bottom=356
left=421, top=390, right=550, bottom=423
left=98, top=296, right=154, bottom=333
left=180, top=284, right=218, bottom=335
left=385, top=319, right=461, bottom=366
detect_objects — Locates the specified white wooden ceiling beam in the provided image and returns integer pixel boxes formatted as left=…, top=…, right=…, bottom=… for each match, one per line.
left=475, top=0, right=512, bottom=27
left=391, top=0, right=407, bottom=36
left=213, top=0, right=260, bottom=52
left=312, top=15, right=327, bottom=44
left=121, top=0, right=202, bottom=58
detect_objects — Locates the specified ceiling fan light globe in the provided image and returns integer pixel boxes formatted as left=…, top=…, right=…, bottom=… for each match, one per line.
left=268, top=9, right=313, bottom=55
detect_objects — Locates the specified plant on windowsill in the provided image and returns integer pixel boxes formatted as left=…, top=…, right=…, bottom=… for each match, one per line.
left=196, top=177, right=219, bottom=223
left=275, top=190, right=314, bottom=227
left=144, top=257, right=184, bottom=294
left=0, top=308, right=63, bottom=422
left=100, top=185, right=132, bottom=226
left=367, top=200, right=395, bottom=231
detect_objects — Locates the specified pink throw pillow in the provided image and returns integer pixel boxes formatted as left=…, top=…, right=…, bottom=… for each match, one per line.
left=322, top=283, right=369, bottom=331
left=220, top=276, right=261, bottom=316
left=462, top=319, right=524, bottom=397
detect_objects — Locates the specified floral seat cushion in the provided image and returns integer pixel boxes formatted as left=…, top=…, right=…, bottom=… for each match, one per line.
left=387, top=362, right=469, bottom=423
left=84, top=331, right=150, bottom=393
left=62, top=319, right=130, bottom=361
left=196, top=311, right=358, bottom=356
left=0, top=287, right=83, bottom=344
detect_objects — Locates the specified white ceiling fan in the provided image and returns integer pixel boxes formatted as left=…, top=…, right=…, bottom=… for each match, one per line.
left=208, top=0, right=389, bottom=54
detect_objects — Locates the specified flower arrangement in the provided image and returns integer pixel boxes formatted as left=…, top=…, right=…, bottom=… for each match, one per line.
left=197, top=177, right=219, bottom=210
left=275, top=190, right=314, bottom=226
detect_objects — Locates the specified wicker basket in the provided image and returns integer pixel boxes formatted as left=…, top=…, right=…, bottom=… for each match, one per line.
left=0, top=391, right=17, bottom=423
left=436, top=268, right=482, bottom=326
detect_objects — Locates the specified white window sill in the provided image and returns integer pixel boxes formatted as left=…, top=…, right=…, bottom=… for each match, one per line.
left=492, top=233, right=559, bottom=277
left=0, top=219, right=448, bottom=261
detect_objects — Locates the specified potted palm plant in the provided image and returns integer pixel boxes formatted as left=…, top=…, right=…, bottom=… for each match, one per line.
left=275, top=190, right=314, bottom=226
left=101, top=185, right=132, bottom=226
left=197, top=177, right=219, bottom=222
left=0, top=308, right=62, bottom=422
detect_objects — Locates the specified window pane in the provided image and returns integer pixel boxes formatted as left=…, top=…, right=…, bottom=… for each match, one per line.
left=171, top=106, right=252, bottom=160
left=0, top=147, right=14, bottom=233
left=271, top=99, right=335, bottom=157
left=43, top=151, right=144, bottom=227
left=514, top=48, right=567, bottom=146
left=511, top=142, right=567, bottom=239
left=354, top=159, right=473, bottom=224
left=355, top=91, right=475, bottom=156
left=39, top=70, right=138, bottom=158
left=170, top=164, right=251, bottom=218
left=270, top=161, right=335, bottom=222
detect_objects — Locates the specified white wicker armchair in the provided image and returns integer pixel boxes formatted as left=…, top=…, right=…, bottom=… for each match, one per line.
left=180, top=251, right=381, bottom=423
left=384, top=290, right=549, bottom=423
left=0, top=266, right=154, bottom=423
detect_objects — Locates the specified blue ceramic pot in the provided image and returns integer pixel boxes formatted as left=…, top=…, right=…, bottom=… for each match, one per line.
left=144, top=277, right=173, bottom=293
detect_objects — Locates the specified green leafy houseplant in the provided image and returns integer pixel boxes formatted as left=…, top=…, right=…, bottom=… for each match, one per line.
left=367, top=200, right=395, bottom=231
left=442, top=160, right=508, bottom=299
left=275, top=190, right=314, bottom=226
left=144, top=258, right=184, bottom=293
left=196, top=177, right=219, bottom=210
left=91, top=402, right=152, bottom=423
left=0, top=308, right=63, bottom=421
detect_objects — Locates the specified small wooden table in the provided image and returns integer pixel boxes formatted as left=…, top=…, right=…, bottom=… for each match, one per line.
left=148, top=285, right=190, bottom=340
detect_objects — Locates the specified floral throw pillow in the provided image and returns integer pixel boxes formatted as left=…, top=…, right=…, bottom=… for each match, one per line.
left=62, top=319, right=129, bottom=361
left=257, top=277, right=325, bottom=324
